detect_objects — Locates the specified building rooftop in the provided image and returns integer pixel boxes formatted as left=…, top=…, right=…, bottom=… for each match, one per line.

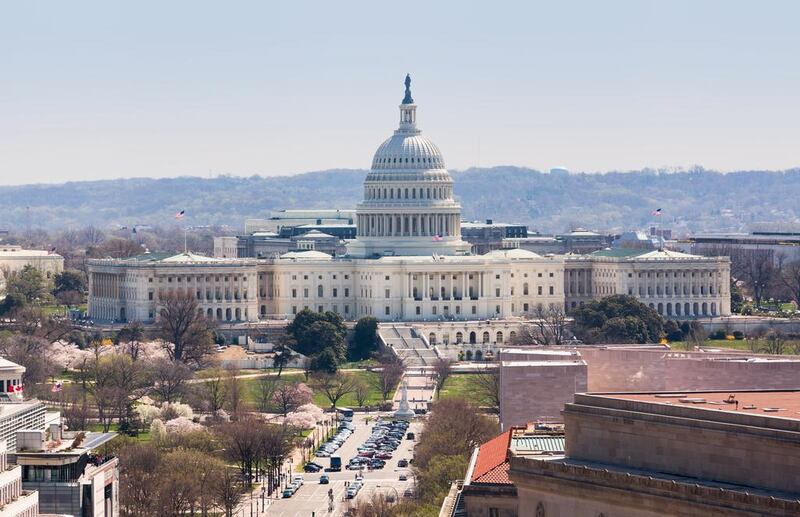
left=606, top=390, right=800, bottom=422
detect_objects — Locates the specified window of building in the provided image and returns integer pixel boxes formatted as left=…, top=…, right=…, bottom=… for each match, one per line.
left=148, top=292, right=154, bottom=300
left=495, top=288, right=500, bottom=297
left=432, top=306, right=437, bottom=315
left=292, top=306, right=297, bottom=315
left=416, top=306, right=421, bottom=315
left=303, top=275, right=308, bottom=280
left=538, top=286, right=543, bottom=295
left=344, top=288, right=350, bottom=297
left=472, top=305, right=477, bottom=314
left=333, top=288, right=338, bottom=298
left=318, top=285, right=323, bottom=297
left=523, top=302, right=529, bottom=312
left=385, top=289, right=391, bottom=298
left=292, top=289, right=297, bottom=298
left=303, top=288, right=309, bottom=298
left=495, top=305, right=501, bottom=314
left=538, top=272, right=542, bottom=277
left=344, top=274, right=349, bottom=279
left=385, top=306, right=390, bottom=315
left=549, top=272, right=554, bottom=277
left=344, top=305, right=350, bottom=314
left=318, top=305, right=323, bottom=312
left=495, top=274, right=500, bottom=279
left=549, top=286, right=554, bottom=295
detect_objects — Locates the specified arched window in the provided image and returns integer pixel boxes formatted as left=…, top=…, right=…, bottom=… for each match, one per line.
left=469, top=331, right=476, bottom=344
left=496, top=331, right=503, bottom=343
left=456, top=332, right=463, bottom=344
left=482, top=331, right=490, bottom=343
left=523, top=283, right=529, bottom=295
left=475, top=350, right=483, bottom=361
left=318, top=285, right=323, bottom=297
left=509, top=330, right=516, bottom=342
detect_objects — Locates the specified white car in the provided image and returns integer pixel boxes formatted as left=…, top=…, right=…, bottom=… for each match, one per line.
left=292, top=475, right=304, bottom=486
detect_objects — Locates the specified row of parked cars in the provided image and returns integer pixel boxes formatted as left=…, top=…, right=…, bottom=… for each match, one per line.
left=282, top=475, right=305, bottom=498
left=345, top=474, right=365, bottom=499
left=315, top=420, right=355, bottom=459
left=347, top=419, right=410, bottom=472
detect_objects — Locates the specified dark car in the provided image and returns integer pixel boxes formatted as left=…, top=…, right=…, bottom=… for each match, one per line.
left=406, top=432, right=415, bottom=440
left=398, top=459, right=409, bottom=467
left=303, top=463, right=321, bottom=473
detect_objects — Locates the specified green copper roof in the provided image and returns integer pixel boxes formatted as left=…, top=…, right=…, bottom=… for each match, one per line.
left=590, top=248, right=649, bottom=258
left=511, top=435, right=565, bottom=453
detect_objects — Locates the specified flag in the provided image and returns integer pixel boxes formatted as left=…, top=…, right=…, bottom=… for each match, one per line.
left=432, top=234, right=443, bottom=242
left=651, top=208, right=662, bottom=216
left=174, top=210, right=186, bottom=220
left=12, top=384, right=23, bottom=399
left=51, top=381, right=63, bottom=393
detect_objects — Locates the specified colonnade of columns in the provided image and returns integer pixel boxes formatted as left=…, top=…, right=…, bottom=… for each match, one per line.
left=357, top=213, right=460, bottom=238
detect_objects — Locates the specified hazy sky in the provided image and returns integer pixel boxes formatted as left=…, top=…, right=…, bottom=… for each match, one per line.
left=2, top=1, right=799, bottom=185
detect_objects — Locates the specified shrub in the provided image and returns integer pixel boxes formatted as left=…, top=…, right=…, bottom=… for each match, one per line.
left=732, top=331, right=744, bottom=340
left=709, top=329, right=727, bottom=340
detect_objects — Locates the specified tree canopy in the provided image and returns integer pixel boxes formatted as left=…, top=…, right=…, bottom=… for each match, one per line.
left=573, top=294, right=664, bottom=343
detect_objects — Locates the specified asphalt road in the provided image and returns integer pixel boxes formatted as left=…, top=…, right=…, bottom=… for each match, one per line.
left=265, top=413, right=422, bottom=516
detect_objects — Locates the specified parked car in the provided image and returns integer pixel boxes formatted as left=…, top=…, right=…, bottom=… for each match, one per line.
left=399, top=473, right=408, bottom=481
left=406, top=432, right=415, bottom=440
left=320, top=475, right=330, bottom=484
left=282, top=488, right=294, bottom=498
left=398, top=459, right=409, bottom=467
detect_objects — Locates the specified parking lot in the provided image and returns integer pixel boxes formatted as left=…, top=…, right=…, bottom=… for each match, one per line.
left=266, top=413, right=422, bottom=516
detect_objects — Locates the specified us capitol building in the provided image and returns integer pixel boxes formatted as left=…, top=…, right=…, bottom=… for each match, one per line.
left=87, top=77, right=730, bottom=324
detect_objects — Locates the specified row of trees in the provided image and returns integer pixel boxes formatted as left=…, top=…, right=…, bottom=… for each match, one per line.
left=115, top=416, right=295, bottom=517
left=573, top=295, right=664, bottom=344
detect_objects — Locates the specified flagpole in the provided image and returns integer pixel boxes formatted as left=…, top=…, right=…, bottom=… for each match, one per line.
left=184, top=227, right=188, bottom=254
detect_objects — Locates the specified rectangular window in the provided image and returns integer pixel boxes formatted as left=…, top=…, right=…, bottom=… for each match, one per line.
left=489, top=509, right=499, bottom=517
left=344, top=275, right=349, bottom=279
left=148, top=292, right=154, bottom=300
left=292, top=289, right=297, bottom=298
left=318, top=305, right=323, bottom=312
left=471, top=305, right=476, bottom=314
left=538, top=272, right=542, bottom=277
left=292, top=275, right=297, bottom=280
left=549, top=286, right=554, bottom=295
left=495, top=305, right=501, bottom=314
left=495, top=288, right=500, bottom=297
left=538, top=286, right=543, bottom=295
left=344, top=288, right=350, bottom=297
left=292, top=306, right=297, bottom=315
left=432, top=306, right=437, bottom=315
left=495, top=274, right=500, bottom=279
left=344, top=305, right=350, bottom=314
left=333, top=288, right=338, bottom=298
left=303, top=288, right=309, bottom=298
left=385, top=289, right=390, bottom=298
left=385, top=306, right=390, bottom=315
left=385, top=275, right=390, bottom=281
left=416, top=306, right=421, bottom=315
left=523, top=303, right=529, bottom=311
left=304, top=275, right=308, bottom=280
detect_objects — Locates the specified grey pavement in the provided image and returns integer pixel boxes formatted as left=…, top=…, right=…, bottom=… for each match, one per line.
left=264, top=413, right=422, bottom=516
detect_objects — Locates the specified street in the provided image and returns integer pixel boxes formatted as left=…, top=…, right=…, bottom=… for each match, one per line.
left=264, top=413, right=422, bottom=516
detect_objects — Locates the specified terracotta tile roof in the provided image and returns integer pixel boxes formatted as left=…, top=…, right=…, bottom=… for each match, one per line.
left=473, top=461, right=513, bottom=485
left=470, top=430, right=512, bottom=483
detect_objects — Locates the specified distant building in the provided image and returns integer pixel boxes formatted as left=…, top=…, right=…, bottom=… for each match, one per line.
left=243, top=209, right=355, bottom=234
left=612, top=230, right=665, bottom=250
left=508, top=229, right=611, bottom=255
left=683, top=231, right=800, bottom=265
left=460, top=220, right=528, bottom=254
left=0, top=246, right=64, bottom=294
left=510, top=390, right=800, bottom=516
left=565, top=248, right=731, bottom=317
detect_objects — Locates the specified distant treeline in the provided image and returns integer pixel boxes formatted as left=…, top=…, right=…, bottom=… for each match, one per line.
left=2, top=166, right=799, bottom=233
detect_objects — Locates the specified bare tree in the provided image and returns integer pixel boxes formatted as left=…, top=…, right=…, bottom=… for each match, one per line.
left=255, top=376, right=280, bottom=412
left=218, top=419, right=262, bottom=487
left=530, top=305, right=569, bottom=346
left=312, top=372, right=356, bottom=409
left=761, top=330, right=788, bottom=355
left=157, top=291, right=215, bottom=364
left=150, top=358, right=193, bottom=403
left=373, top=360, right=404, bottom=401
left=212, top=468, right=245, bottom=517
left=225, top=365, right=244, bottom=417
left=472, top=368, right=501, bottom=412
left=353, top=379, right=371, bottom=409
left=779, top=260, right=800, bottom=307
left=432, top=358, right=453, bottom=391
left=116, top=321, right=146, bottom=360
left=204, top=368, right=228, bottom=416
left=118, top=443, right=161, bottom=517
left=272, top=382, right=312, bottom=416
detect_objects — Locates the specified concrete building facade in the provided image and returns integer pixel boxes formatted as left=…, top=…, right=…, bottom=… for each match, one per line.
left=509, top=391, right=800, bottom=516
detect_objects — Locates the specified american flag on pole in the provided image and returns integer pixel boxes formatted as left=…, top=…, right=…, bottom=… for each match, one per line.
left=651, top=208, right=663, bottom=216
left=174, top=210, right=186, bottom=220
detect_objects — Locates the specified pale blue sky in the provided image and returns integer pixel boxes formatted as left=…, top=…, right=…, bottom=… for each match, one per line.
left=1, top=1, right=799, bottom=185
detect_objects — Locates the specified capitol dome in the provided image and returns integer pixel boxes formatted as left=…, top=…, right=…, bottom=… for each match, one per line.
left=347, top=75, right=471, bottom=259
left=371, top=134, right=445, bottom=170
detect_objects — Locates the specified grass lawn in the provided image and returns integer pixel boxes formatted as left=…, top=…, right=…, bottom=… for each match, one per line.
left=439, top=374, right=489, bottom=405
left=669, top=338, right=800, bottom=354
left=236, top=369, right=384, bottom=410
